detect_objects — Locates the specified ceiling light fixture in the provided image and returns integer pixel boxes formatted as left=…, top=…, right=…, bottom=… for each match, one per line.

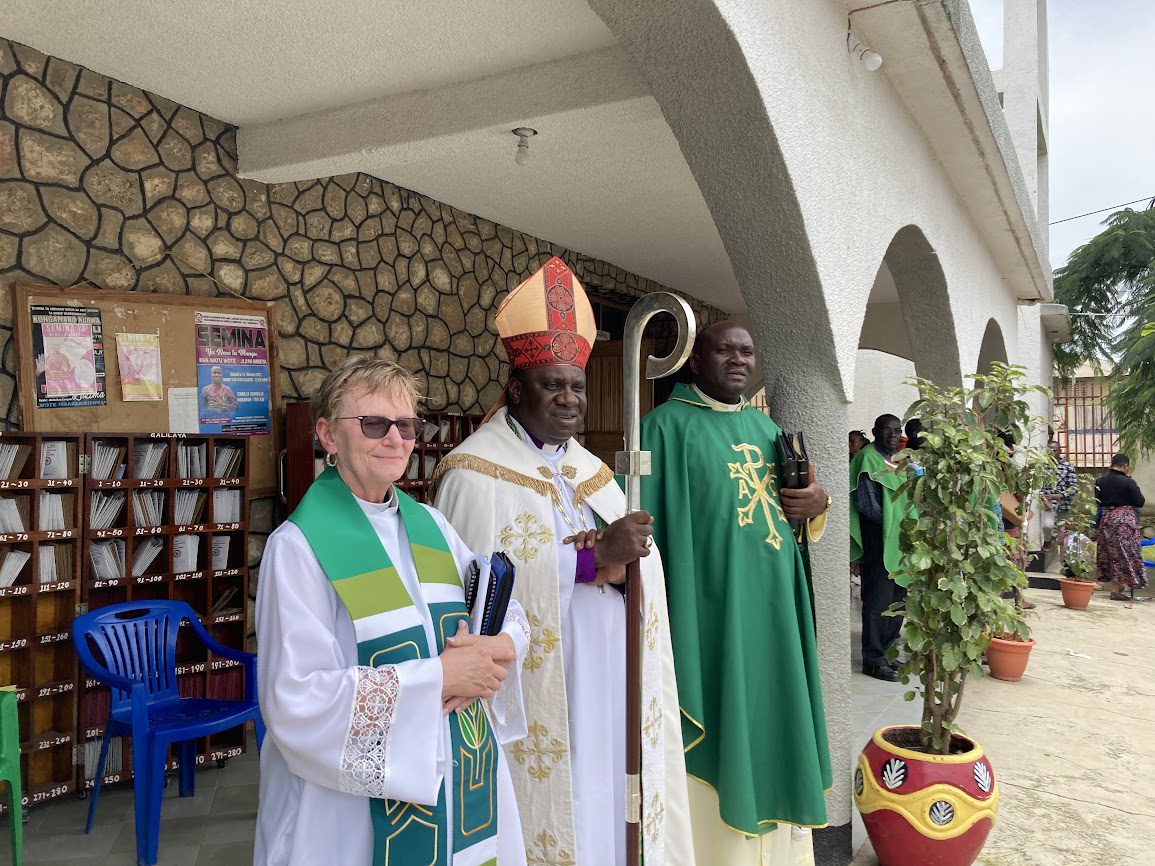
left=847, top=33, right=883, bottom=72
left=512, top=127, right=537, bottom=166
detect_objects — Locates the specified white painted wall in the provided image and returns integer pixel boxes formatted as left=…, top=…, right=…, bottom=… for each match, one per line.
left=851, top=351, right=920, bottom=435
left=689, top=0, right=1027, bottom=405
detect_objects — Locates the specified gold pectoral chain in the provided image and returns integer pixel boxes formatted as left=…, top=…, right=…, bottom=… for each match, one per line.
left=507, top=416, right=592, bottom=537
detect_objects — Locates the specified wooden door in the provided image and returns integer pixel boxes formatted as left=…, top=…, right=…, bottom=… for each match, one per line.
left=581, top=340, right=655, bottom=467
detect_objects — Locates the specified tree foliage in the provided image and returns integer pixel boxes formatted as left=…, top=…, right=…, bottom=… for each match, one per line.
left=1053, top=207, right=1155, bottom=453
left=891, top=364, right=1052, bottom=754
left=1053, top=207, right=1155, bottom=377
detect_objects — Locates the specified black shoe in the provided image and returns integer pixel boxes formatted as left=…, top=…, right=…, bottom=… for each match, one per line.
left=863, top=664, right=899, bottom=682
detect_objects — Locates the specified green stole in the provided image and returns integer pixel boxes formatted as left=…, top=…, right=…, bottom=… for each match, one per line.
left=289, top=468, right=499, bottom=866
left=641, top=383, right=832, bottom=832
left=849, top=445, right=908, bottom=574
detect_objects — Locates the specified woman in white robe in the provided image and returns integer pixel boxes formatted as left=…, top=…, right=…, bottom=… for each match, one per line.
left=254, top=357, right=529, bottom=866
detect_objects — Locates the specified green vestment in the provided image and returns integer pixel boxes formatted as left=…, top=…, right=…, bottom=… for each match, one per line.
left=641, top=383, right=832, bottom=833
left=848, top=445, right=908, bottom=575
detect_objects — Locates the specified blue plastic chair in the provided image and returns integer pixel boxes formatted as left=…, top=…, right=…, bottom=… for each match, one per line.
left=71, top=600, right=265, bottom=866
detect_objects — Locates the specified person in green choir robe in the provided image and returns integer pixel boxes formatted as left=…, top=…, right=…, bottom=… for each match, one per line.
left=641, top=321, right=833, bottom=865
left=848, top=414, right=910, bottom=682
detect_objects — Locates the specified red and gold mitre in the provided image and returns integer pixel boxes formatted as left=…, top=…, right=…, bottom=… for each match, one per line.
left=495, top=257, right=596, bottom=371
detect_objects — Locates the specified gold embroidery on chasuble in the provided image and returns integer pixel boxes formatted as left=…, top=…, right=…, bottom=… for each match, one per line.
left=644, top=604, right=659, bottom=651
left=498, top=513, right=554, bottom=563
left=524, top=612, right=559, bottom=672
left=537, top=465, right=578, bottom=481
left=645, top=793, right=666, bottom=842
left=526, top=829, right=576, bottom=866
left=728, top=443, right=787, bottom=550
left=510, top=721, right=566, bottom=781
left=643, top=697, right=662, bottom=748
left=573, top=463, right=615, bottom=509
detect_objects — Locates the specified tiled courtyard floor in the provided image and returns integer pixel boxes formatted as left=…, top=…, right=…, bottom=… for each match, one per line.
left=0, top=732, right=259, bottom=865
left=4, top=578, right=1149, bottom=865
left=852, top=579, right=1155, bottom=866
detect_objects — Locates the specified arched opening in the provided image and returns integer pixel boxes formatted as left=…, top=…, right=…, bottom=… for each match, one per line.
left=976, top=318, right=1010, bottom=374
left=854, top=225, right=963, bottom=432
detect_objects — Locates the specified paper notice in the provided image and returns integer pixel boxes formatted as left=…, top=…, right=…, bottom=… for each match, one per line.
left=167, top=387, right=200, bottom=433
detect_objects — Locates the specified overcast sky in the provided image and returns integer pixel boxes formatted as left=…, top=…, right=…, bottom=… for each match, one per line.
left=969, top=0, right=1155, bottom=271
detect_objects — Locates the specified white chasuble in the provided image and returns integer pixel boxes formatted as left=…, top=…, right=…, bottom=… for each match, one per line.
left=254, top=491, right=530, bottom=866
left=432, top=408, right=695, bottom=866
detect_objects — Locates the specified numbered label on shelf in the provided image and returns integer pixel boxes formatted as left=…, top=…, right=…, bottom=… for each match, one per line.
left=31, top=732, right=71, bottom=750
left=28, top=783, right=70, bottom=804
left=0, top=480, right=30, bottom=490
left=36, top=682, right=74, bottom=699
left=0, top=638, right=29, bottom=652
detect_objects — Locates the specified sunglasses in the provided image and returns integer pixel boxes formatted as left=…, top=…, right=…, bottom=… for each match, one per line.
left=335, top=415, right=431, bottom=441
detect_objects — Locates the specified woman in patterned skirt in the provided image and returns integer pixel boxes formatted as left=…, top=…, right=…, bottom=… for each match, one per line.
left=1094, top=453, right=1147, bottom=600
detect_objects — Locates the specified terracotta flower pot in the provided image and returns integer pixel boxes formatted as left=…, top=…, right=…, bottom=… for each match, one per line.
left=855, top=726, right=998, bottom=866
left=1058, top=577, right=1095, bottom=611
left=986, top=635, right=1035, bottom=682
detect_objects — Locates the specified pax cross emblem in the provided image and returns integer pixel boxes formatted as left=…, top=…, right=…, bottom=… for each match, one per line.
left=728, top=443, right=786, bottom=550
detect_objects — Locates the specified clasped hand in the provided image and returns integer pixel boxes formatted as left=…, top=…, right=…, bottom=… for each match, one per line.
left=779, top=463, right=828, bottom=522
left=439, top=621, right=515, bottom=714
left=562, top=510, right=654, bottom=586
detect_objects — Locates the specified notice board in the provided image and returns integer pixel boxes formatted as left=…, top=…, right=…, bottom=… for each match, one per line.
left=13, top=284, right=281, bottom=496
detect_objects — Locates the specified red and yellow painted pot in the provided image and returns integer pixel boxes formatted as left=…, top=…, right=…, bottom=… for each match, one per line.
left=854, top=726, right=998, bottom=866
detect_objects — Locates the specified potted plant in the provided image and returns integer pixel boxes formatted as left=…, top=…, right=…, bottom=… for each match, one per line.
left=1056, top=473, right=1098, bottom=610
left=854, top=364, right=1052, bottom=866
left=985, top=480, right=1041, bottom=682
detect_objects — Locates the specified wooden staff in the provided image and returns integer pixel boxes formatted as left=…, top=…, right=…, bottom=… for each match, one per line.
left=615, top=294, right=695, bottom=866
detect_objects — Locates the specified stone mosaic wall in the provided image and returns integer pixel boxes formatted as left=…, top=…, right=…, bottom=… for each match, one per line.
left=0, top=36, right=722, bottom=429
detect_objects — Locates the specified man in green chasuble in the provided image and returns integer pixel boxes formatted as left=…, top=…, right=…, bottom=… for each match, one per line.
left=848, top=414, right=909, bottom=682
left=641, top=322, right=833, bottom=865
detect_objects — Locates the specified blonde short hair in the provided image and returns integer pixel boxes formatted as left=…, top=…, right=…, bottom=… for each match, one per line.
left=311, top=356, right=423, bottom=423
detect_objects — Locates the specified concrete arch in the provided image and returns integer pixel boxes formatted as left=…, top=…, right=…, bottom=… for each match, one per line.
left=583, top=0, right=840, bottom=411
left=880, top=225, right=964, bottom=388
left=975, top=317, right=1010, bottom=374
left=581, top=2, right=862, bottom=856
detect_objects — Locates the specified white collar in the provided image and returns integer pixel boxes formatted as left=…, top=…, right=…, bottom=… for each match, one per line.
left=354, top=485, right=399, bottom=515
left=691, top=383, right=745, bottom=413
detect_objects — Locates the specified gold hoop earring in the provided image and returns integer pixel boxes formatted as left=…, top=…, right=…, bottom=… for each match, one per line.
left=325, top=452, right=338, bottom=467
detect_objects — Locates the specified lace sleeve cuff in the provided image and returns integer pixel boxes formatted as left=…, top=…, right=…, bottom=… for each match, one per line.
left=338, top=665, right=399, bottom=798
left=503, top=605, right=532, bottom=660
